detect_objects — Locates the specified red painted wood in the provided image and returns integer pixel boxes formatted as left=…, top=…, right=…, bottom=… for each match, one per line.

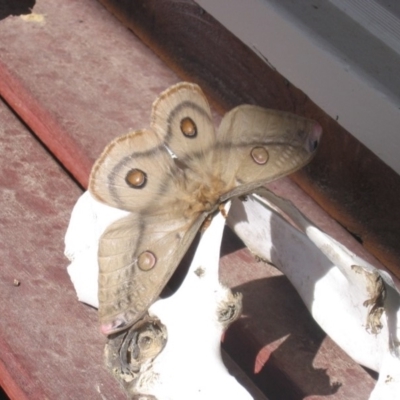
left=0, top=62, right=92, bottom=188
left=0, top=0, right=377, bottom=399
left=0, top=0, right=180, bottom=188
left=0, top=339, right=32, bottom=400
left=0, top=98, right=125, bottom=398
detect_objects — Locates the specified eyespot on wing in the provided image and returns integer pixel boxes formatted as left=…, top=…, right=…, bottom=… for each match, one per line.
left=151, top=82, right=215, bottom=168
left=89, top=129, right=182, bottom=213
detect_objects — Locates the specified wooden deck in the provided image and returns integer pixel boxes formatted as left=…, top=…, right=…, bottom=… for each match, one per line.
left=0, top=1, right=381, bottom=399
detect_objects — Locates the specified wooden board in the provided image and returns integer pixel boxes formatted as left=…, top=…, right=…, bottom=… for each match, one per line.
left=0, top=99, right=125, bottom=399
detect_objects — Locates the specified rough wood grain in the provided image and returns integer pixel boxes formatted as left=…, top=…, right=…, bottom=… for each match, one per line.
left=0, top=99, right=125, bottom=399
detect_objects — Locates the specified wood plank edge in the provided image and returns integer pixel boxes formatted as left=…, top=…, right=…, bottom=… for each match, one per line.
left=0, top=60, right=92, bottom=189
left=0, top=336, right=45, bottom=400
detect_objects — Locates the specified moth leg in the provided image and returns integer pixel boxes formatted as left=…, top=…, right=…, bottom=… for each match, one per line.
left=200, top=215, right=213, bottom=232
left=218, top=203, right=228, bottom=218
left=201, top=203, right=228, bottom=232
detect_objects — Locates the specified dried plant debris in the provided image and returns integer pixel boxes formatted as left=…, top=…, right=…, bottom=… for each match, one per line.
left=104, top=314, right=167, bottom=398
left=352, top=265, right=386, bottom=335
left=217, top=291, right=243, bottom=329
left=20, top=13, right=45, bottom=23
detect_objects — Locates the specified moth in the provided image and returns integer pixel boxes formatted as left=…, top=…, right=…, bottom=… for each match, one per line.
left=89, top=82, right=322, bottom=335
